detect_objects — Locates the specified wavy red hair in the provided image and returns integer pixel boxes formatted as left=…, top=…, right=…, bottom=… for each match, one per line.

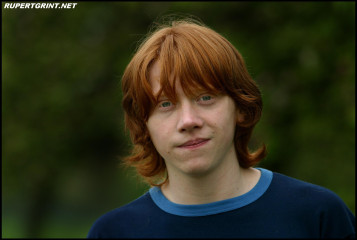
left=121, top=19, right=266, bottom=186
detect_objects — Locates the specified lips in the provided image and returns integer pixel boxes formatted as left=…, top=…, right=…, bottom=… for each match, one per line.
left=178, top=138, right=210, bottom=148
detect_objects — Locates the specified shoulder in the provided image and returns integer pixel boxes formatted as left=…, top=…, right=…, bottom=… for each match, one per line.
left=269, top=171, right=355, bottom=238
left=271, top=172, right=345, bottom=204
left=87, top=191, right=156, bottom=238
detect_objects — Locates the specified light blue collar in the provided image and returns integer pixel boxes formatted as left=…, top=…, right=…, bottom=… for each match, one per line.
left=149, top=168, right=273, bottom=217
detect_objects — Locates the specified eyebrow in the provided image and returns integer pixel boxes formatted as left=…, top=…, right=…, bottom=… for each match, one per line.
left=157, top=94, right=168, bottom=100
left=154, top=89, right=170, bottom=101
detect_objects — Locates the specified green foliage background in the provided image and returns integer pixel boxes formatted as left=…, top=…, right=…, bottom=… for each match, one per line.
left=2, top=2, right=355, bottom=238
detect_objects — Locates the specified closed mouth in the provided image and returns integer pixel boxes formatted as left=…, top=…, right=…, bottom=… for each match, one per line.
left=178, top=138, right=210, bottom=148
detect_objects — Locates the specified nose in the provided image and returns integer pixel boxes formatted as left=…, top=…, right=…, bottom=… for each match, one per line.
left=177, top=102, right=203, bottom=133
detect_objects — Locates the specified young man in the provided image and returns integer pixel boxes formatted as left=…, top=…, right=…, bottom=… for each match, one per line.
left=88, top=19, right=355, bottom=238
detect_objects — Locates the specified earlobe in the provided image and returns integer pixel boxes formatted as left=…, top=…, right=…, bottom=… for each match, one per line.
left=236, top=109, right=245, bottom=123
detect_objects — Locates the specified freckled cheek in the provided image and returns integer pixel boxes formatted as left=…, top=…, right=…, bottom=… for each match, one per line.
left=163, top=131, right=173, bottom=155
left=216, top=115, right=236, bottom=135
left=150, top=127, right=172, bottom=156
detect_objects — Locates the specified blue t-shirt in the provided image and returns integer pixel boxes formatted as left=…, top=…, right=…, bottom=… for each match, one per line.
left=87, top=168, right=355, bottom=238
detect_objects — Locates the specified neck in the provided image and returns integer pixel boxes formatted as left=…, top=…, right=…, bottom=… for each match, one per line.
left=161, top=159, right=260, bottom=205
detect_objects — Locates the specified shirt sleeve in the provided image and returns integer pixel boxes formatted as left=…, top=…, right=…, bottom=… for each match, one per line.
left=318, top=190, right=355, bottom=238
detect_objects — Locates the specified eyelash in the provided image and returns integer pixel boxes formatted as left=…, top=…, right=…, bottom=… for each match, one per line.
left=158, top=101, right=173, bottom=109
left=197, top=94, right=214, bottom=103
left=156, top=94, right=215, bottom=111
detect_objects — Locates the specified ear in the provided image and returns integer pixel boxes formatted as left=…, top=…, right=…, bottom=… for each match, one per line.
left=236, top=108, right=245, bottom=124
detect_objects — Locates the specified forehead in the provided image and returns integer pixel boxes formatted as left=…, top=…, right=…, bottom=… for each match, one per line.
left=148, top=60, right=221, bottom=101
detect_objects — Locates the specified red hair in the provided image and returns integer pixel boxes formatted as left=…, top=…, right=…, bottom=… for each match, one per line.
left=121, top=19, right=266, bottom=186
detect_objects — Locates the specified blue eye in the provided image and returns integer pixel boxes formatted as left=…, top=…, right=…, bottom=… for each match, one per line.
left=197, top=94, right=215, bottom=105
left=200, top=95, right=212, bottom=101
left=159, top=101, right=172, bottom=108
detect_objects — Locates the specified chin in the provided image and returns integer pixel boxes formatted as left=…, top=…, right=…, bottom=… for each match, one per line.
left=180, top=159, right=215, bottom=177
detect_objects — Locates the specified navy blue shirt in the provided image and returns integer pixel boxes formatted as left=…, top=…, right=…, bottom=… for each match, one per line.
left=87, top=168, right=355, bottom=238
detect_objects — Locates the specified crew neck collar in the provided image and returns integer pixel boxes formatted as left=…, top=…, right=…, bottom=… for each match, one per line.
left=149, top=168, right=273, bottom=217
